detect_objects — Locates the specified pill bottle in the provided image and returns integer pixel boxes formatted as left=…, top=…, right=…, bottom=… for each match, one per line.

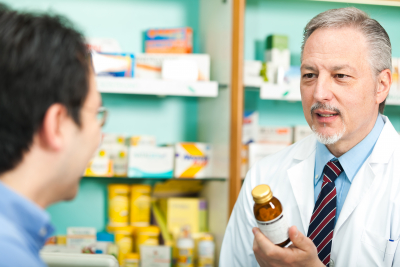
left=252, top=184, right=290, bottom=247
left=130, top=185, right=151, bottom=227
left=135, top=226, right=160, bottom=253
left=124, top=253, right=139, bottom=267
left=108, top=184, right=130, bottom=227
left=177, top=226, right=194, bottom=267
left=114, top=226, right=134, bottom=266
left=198, top=234, right=215, bottom=267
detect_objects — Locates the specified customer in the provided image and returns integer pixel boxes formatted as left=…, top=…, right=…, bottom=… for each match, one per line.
left=220, top=7, right=399, bottom=267
left=0, top=10, right=104, bottom=266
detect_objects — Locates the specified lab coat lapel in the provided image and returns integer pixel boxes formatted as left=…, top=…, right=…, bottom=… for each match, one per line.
left=288, top=137, right=316, bottom=234
left=334, top=116, right=398, bottom=237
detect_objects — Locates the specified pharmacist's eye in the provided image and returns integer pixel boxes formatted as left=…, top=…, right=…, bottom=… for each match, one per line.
left=335, top=74, right=349, bottom=79
left=303, top=73, right=317, bottom=79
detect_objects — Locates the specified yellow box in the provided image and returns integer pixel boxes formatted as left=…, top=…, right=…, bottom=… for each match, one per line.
left=108, top=184, right=130, bottom=227
left=130, top=185, right=151, bottom=227
left=159, top=198, right=207, bottom=237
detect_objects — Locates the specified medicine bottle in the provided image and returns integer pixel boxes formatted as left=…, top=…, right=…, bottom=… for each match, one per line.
left=252, top=184, right=290, bottom=247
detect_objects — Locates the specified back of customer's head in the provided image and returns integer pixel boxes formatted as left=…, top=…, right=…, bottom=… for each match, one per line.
left=0, top=10, right=102, bottom=207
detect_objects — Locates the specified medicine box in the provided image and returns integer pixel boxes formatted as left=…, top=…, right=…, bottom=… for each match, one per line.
left=140, top=246, right=172, bottom=267
left=294, top=125, right=314, bottom=143
left=135, top=54, right=210, bottom=81
left=242, top=111, right=259, bottom=144
left=91, top=51, right=135, bottom=77
left=145, top=27, right=193, bottom=54
left=67, top=227, right=96, bottom=250
left=257, top=126, right=293, bottom=145
left=84, top=148, right=113, bottom=177
left=129, top=135, right=157, bottom=147
left=102, top=134, right=128, bottom=177
left=128, top=146, right=174, bottom=178
left=158, top=198, right=207, bottom=236
left=249, top=143, right=289, bottom=168
left=174, top=143, right=212, bottom=178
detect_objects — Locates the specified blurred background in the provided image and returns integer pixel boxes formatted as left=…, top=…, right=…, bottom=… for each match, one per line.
left=3, top=0, right=400, bottom=266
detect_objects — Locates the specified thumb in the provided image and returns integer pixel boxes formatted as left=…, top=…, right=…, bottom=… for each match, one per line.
left=289, top=225, right=314, bottom=251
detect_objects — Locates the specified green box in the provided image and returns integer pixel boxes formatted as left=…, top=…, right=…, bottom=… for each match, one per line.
left=266, top=35, right=289, bottom=50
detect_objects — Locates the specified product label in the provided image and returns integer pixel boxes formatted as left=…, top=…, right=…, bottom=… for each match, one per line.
left=177, top=248, right=194, bottom=267
left=256, top=212, right=289, bottom=245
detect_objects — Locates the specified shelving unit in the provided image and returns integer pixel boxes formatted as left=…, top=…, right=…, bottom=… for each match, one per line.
left=96, top=77, right=219, bottom=97
left=6, top=0, right=400, bottom=266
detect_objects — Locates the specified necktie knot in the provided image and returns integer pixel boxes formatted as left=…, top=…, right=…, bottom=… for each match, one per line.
left=322, top=160, right=343, bottom=183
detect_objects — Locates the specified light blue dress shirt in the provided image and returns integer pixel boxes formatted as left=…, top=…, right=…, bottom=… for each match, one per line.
left=0, top=181, right=54, bottom=267
left=314, top=114, right=384, bottom=224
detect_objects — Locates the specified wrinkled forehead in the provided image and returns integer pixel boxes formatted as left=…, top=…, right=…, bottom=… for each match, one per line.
left=302, top=26, right=371, bottom=71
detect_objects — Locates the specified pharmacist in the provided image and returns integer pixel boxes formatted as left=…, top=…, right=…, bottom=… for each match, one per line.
left=220, top=7, right=400, bottom=267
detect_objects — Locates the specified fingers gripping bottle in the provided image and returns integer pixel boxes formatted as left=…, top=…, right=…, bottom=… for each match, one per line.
left=252, top=184, right=290, bottom=247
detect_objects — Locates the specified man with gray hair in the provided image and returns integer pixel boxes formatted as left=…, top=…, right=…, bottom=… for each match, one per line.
left=220, top=7, right=399, bottom=267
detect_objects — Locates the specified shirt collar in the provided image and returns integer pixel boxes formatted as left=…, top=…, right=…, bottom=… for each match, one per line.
left=0, top=181, right=54, bottom=251
left=315, top=114, right=385, bottom=185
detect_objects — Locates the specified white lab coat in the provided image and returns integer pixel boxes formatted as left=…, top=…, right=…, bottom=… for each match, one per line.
left=220, top=116, right=400, bottom=267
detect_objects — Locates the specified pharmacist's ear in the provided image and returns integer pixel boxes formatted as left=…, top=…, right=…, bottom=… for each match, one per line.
left=37, top=103, right=69, bottom=151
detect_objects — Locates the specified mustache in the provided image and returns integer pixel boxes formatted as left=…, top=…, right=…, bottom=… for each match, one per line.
left=311, top=102, right=341, bottom=116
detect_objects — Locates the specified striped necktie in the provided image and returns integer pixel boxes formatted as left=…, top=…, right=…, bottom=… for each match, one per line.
left=307, top=160, right=344, bottom=266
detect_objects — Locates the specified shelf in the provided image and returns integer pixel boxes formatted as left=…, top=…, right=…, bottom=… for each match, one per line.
left=247, top=82, right=400, bottom=105
left=314, top=0, right=400, bottom=7
left=83, top=176, right=227, bottom=182
left=96, top=77, right=219, bottom=97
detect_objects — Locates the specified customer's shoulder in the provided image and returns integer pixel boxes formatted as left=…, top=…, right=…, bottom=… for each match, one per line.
left=0, top=214, right=26, bottom=243
left=0, top=215, right=43, bottom=267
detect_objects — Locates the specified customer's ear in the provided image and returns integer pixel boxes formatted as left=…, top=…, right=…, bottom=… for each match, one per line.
left=37, top=103, right=70, bottom=151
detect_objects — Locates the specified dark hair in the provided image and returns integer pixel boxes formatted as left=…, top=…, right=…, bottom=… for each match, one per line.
left=0, top=10, right=90, bottom=174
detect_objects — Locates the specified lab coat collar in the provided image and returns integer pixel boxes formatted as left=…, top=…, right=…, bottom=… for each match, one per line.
left=369, top=115, right=399, bottom=163
left=334, top=116, right=399, bottom=237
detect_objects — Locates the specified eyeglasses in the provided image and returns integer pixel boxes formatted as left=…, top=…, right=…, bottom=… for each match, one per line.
left=97, top=107, right=108, bottom=127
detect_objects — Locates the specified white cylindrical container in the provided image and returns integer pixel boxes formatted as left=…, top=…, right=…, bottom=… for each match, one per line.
left=177, top=233, right=194, bottom=267
left=198, top=234, right=215, bottom=267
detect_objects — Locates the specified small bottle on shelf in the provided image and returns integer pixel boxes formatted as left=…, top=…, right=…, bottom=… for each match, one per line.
left=251, top=184, right=290, bottom=247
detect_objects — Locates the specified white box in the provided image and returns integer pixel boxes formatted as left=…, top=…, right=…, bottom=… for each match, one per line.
left=242, top=111, right=259, bottom=144
left=249, top=143, right=289, bottom=168
left=67, top=227, right=96, bottom=250
left=135, top=54, right=210, bottom=81
left=257, top=126, right=293, bottom=145
left=102, top=134, right=128, bottom=177
left=294, top=125, right=313, bottom=143
left=174, top=143, right=212, bottom=178
left=140, top=246, right=172, bottom=267
left=264, top=48, right=290, bottom=71
left=392, top=58, right=399, bottom=91
left=244, top=60, right=264, bottom=86
left=128, top=146, right=174, bottom=178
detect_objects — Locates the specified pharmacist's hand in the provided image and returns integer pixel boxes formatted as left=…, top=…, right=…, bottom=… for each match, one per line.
left=252, top=226, right=325, bottom=267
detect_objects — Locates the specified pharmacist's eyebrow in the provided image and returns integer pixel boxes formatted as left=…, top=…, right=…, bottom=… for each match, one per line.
left=301, top=64, right=317, bottom=72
